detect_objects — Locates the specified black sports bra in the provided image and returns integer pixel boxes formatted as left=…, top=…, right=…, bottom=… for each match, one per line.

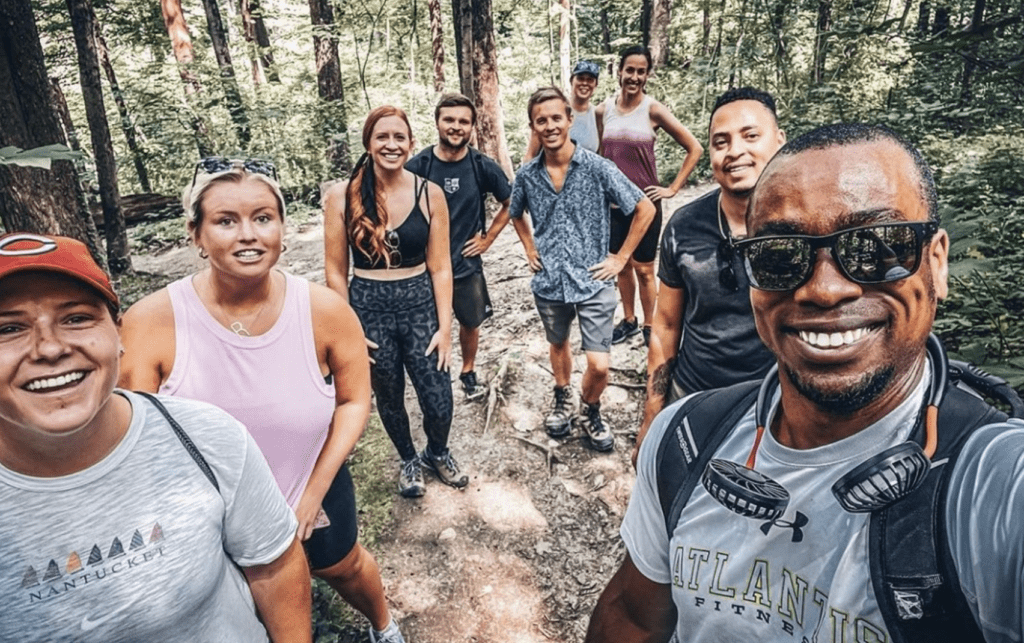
left=352, top=179, right=430, bottom=270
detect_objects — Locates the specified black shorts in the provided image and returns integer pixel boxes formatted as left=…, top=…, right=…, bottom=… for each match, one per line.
left=609, top=203, right=663, bottom=264
left=452, top=270, right=493, bottom=329
left=302, top=463, right=359, bottom=570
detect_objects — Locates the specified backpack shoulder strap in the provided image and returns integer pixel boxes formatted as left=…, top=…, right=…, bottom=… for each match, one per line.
left=871, top=383, right=1008, bottom=643
left=656, top=380, right=761, bottom=538
left=136, top=391, right=220, bottom=492
left=468, top=147, right=487, bottom=232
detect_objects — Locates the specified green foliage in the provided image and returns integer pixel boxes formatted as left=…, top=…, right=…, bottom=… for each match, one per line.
left=0, top=144, right=82, bottom=169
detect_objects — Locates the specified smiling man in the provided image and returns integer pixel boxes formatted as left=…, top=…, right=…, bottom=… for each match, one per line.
left=510, top=86, right=655, bottom=452
left=585, top=124, right=1024, bottom=643
left=635, top=87, right=785, bottom=462
left=407, top=93, right=512, bottom=401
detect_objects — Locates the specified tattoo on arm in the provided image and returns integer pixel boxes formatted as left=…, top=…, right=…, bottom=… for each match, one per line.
left=648, top=362, right=671, bottom=405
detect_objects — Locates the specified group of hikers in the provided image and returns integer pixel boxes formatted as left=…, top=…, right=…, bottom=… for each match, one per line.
left=3, top=42, right=1024, bottom=643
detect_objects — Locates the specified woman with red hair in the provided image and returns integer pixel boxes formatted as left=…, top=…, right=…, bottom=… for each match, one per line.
left=324, top=106, right=464, bottom=499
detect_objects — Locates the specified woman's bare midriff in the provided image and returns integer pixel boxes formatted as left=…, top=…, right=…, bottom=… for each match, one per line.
left=352, top=263, right=427, bottom=281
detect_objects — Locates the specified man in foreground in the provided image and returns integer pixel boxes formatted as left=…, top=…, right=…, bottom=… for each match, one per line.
left=586, top=124, right=1024, bottom=641
left=407, top=93, right=512, bottom=400
left=510, top=87, right=656, bottom=451
left=636, top=87, right=784, bottom=462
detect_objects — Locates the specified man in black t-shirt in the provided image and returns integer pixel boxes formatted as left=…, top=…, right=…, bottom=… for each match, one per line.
left=635, top=87, right=787, bottom=463
left=407, top=93, right=513, bottom=401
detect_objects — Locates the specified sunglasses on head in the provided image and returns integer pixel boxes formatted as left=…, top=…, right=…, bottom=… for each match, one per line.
left=191, top=157, right=278, bottom=189
left=735, top=221, right=939, bottom=292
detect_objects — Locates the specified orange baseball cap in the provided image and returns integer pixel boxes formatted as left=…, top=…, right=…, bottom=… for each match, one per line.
left=0, top=233, right=119, bottom=310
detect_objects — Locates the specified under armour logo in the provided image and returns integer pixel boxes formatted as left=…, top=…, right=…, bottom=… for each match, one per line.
left=760, top=511, right=809, bottom=543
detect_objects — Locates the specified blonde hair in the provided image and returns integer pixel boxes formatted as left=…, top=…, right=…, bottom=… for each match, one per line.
left=183, top=166, right=287, bottom=237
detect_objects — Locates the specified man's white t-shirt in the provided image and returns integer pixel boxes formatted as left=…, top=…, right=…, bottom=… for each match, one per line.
left=624, top=366, right=1024, bottom=642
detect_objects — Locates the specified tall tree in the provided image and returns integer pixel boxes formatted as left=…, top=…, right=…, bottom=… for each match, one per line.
left=200, top=0, right=251, bottom=148
left=48, top=77, right=93, bottom=220
left=239, top=0, right=279, bottom=84
left=451, top=0, right=474, bottom=99
left=0, top=0, right=103, bottom=262
left=160, top=0, right=214, bottom=157
left=470, top=0, right=513, bottom=175
left=308, top=0, right=352, bottom=177
left=559, top=0, right=571, bottom=88
left=812, top=0, right=832, bottom=84
left=646, top=0, right=671, bottom=69
left=66, top=0, right=132, bottom=275
left=428, top=0, right=445, bottom=92
left=96, top=28, right=151, bottom=192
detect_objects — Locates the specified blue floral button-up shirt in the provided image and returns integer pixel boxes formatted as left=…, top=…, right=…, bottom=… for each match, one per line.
left=510, top=145, right=644, bottom=303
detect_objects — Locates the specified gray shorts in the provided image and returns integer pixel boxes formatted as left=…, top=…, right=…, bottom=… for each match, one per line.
left=534, top=286, right=616, bottom=353
left=453, top=270, right=493, bottom=329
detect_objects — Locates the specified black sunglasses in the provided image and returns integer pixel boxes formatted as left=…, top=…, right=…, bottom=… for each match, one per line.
left=735, top=221, right=939, bottom=292
left=191, top=157, right=278, bottom=189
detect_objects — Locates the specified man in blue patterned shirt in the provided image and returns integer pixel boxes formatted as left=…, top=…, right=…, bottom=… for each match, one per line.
left=510, top=86, right=656, bottom=452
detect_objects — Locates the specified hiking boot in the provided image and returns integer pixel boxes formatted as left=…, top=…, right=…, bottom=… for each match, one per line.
left=545, top=385, right=574, bottom=438
left=398, top=457, right=426, bottom=498
left=460, top=370, right=487, bottom=402
left=612, top=317, right=641, bottom=344
left=421, top=448, right=470, bottom=488
left=577, top=398, right=614, bottom=451
left=642, top=325, right=651, bottom=347
left=368, top=618, right=406, bottom=643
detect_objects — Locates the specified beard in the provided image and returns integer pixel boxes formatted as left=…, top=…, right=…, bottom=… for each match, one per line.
left=440, top=133, right=469, bottom=151
left=785, top=364, right=895, bottom=416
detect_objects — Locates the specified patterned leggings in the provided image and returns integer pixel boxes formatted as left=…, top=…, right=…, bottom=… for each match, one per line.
left=349, top=272, right=453, bottom=461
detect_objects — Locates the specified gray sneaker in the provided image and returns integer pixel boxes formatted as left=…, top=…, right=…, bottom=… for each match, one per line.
left=421, top=448, right=470, bottom=488
left=545, top=385, right=573, bottom=438
left=577, top=399, right=614, bottom=451
left=398, top=457, right=426, bottom=498
left=368, top=618, right=406, bottom=643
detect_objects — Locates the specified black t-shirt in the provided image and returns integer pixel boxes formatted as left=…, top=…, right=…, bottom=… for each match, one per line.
left=407, top=146, right=512, bottom=279
left=657, top=189, right=774, bottom=392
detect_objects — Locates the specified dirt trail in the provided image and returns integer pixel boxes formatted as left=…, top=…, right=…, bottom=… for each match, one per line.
left=132, top=184, right=715, bottom=642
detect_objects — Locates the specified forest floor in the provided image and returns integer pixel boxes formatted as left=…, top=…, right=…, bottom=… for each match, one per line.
left=125, top=183, right=715, bottom=643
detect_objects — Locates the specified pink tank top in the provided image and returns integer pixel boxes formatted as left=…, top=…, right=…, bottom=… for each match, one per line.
left=159, top=272, right=336, bottom=508
left=601, top=93, right=659, bottom=189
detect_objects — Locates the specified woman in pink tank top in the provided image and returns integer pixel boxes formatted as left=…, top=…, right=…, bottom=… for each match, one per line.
left=119, top=161, right=406, bottom=643
left=596, top=45, right=704, bottom=347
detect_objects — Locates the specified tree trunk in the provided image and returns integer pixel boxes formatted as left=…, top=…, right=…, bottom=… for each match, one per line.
left=933, top=4, right=950, bottom=34
left=48, top=77, right=94, bottom=219
left=559, top=0, right=571, bottom=89
left=308, top=0, right=352, bottom=177
left=916, top=0, right=931, bottom=35
left=959, top=0, right=986, bottom=103
left=701, top=0, right=712, bottom=56
left=648, top=0, right=671, bottom=69
left=239, top=0, right=279, bottom=84
left=200, top=0, right=251, bottom=148
left=770, top=0, right=791, bottom=90
left=451, top=0, right=474, bottom=99
left=428, top=0, right=445, bottom=92
left=96, top=29, right=151, bottom=192
left=471, top=0, right=513, bottom=176
left=812, top=0, right=832, bottom=84
left=599, top=1, right=612, bottom=54
left=66, top=0, right=132, bottom=275
left=160, top=0, right=214, bottom=157
left=0, top=0, right=103, bottom=263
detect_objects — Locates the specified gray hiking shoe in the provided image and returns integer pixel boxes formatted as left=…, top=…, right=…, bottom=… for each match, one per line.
left=577, top=399, right=614, bottom=451
left=460, top=370, right=487, bottom=402
left=368, top=618, right=406, bottom=643
left=421, top=448, right=470, bottom=488
left=398, top=457, right=426, bottom=498
left=545, top=385, right=573, bottom=438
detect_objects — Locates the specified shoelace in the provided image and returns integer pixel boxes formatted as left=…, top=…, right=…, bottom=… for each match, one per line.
left=403, top=459, right=421, bottom=480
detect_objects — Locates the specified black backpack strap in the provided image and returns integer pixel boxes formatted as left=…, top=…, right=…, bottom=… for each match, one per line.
left=468, top=147, right=487, bottom=233
left=656, top=380, right=761, bottom=538
left=871, top=382, right=1008, bottom=643
left=136, top=391, right=220, bottom=492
